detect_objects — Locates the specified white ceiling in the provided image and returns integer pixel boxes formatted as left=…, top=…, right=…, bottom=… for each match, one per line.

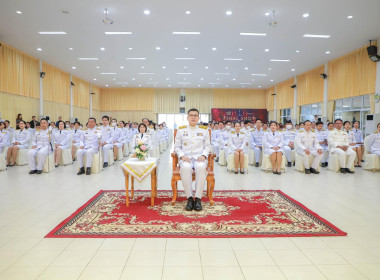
left=1, top=0, right=380, bottom=89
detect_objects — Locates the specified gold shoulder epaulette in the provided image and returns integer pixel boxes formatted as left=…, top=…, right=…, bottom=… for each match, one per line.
left=179, top=125, right=187, bottom=129
left=81, top=128, right=86, bottom=131
left=199, top=125, right=207, bottom=130
left=241, top=132, right=245, bottom=134
left=231, top=131, right=236, bottom=134
left=299, top=130, right=304, bottom=133
left=96, top=127, right=101, bottom=130
left=374, top=131, right=378, bottom=134
left=312, top=129, right=315, bottom=132
left=36, top=129, right=40, bottom=132
left=322, top=129, right=326, bottom=131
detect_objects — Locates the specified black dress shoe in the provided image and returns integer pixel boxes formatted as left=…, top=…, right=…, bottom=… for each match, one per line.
left=86, top=167, right=91, bottom=175
left=103, top=162, right=108, bottom=168
left=321, top=163, right=326, bottom=168
left=185, top=197, right=194, bottom=211
left=55, top=164, right=59, bottom=168
left=29, top=170, right=37, bottom=174
left=215, top=157, right=219, bottom=162
left=234, top=170, right=239, bottom=174
left=36, top=170, right=42, bottom=174
left=305, top=169, right=311, bottom=174
left=273, top=170, right=277, bottom=174
left=77, top=167, right=85, bottom=175
left=277, top=171, right=281, bottom=175
left=293, top=162, right=295, bottom=166
left=255, top=162, right=259, bottom=167
left=310, top=168, right=320, bottom=174
left=325, top=162, right=328, bottom=167
left=240, top=170, right=245, bottom=174
left=194, top=198, right=202, bottom=211
left=287, top=162, right=292, bottom=167
left=345, top=168, right=355, bottom=174
left=340, top=168, right=346, bottom=174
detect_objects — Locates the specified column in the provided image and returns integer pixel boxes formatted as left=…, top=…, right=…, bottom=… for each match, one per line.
left=323, top=62, right=328, bottom=117
left=375, top=38, right=380, bottom=114
left=70, top=74, right=73, bottom=119
left=274, top=85, right=277, bottom=121
left=39, top=60, right=43, bottom=118
left=89, top=83, right=93, bottom=117
left=293, top=76, right=297, bottom=123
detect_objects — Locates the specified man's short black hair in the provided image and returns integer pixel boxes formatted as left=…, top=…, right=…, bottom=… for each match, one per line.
left=304, top=120, right=312, bottom=125
left=74, top=121, right=80, bottom=125
left=102, top=116, right=109, bottom=121
left=286, top=120, right=292, bottom=124
left=316, top=121, right=324, bottom=126
left=187, top=108, right=199, bottom=115
left=334, top=119, right=343, bottom=123
left=89, top=117, right=97, bottom=123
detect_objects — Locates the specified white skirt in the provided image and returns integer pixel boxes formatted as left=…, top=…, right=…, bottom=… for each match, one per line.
left=264, top=148, right=283, bottom=155
left=14, top=144, right=29, bottom=150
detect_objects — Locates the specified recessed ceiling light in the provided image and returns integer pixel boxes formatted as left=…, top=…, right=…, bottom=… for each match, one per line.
left=215, top=73, right=230, bottom=75
left=325, top=51, right=331, bottom=54
left=291, top=68, right=295, bottom=71
left=72, top=66, right=76, bottom=69
left=270, top=79, right=274, bottom=82
left=38, top=31, right=67, bottom=35
left=240, top=83, right=252, bottom=85
left=226, top=85, right=229, bottom=87
left=154, top=85, right=157, bottom=87
left=93, top=78, right=96, bottom=81
left=303, top=34, right=331, bottom=38
left=270, top=59, right=290, bottom=62
left=100, top=47, right=105, bottom=51
left=37, top=48, right=42, bottom=51
left=126, top=57, right=146, bottom=60
left=184, top=66, right=188, bottom=69
left=238, top=48, right=243, bottom=51
left=184, top=47, right=189, bottom=50
left=217, top=78, right=220, bottom=81
left=144, top=10, right=151, bottom=15
left=242, top=85, right=245, bottom=88
left=138, top=73, right=155, bottom=75
left=185, top=11, right=191, bottom=15
left=268, top=68, right=272, bottom=70
left=132, top=78, right=135, bottom=80
left=78, top=58, right=99, bottom=60
left=100, top=72, right=117, bottom=75
left=177, top=73, right=192, bottom=75
left=302, top=13, right=310, bottom=18
left=162, top=66, right=166, bottom=69
left=16, top=10, right=22, bottom=14
left=244, top=67, right=249, bottom=70
left=233, top=78, right=236, bottom=81
left=113, top=78, right=116, bottom=81
left=224, top=58, right=243, bottom=61
left=116, top=82, right=129, bottom=85
left=96, top=66, right=100, bottom=69
left=226, top=10, right=232, bottom=16
left=198, top=85, right=201, bottom=87
left=252, top=79, right=255, bottom=81
left=120, top=66, right=124, bottom=69
left=209, top=83, right=220, bottom=85
left=347, top=15, right=353, bottom=19
left=172, top=31, right=200, bottom=35
left=106, top=85, right=109, bottom=87
left=69, top=48, right=73, bottom=51
left=175, top=57, right=195, bottom=60
left=122, top=85, right=126, bottom=87
left=296, top=50, right=300, bottom=53
left=265, top=49, right=270, bottom=52
left=141, top=66, right=145, bottom=69
left=258, top=85, right=262, bottom=88
left=128, top=48, right=133, bottom=50
left=265, top=12, right=270, bottom=16
left=138, top=84, right=142, bottom=87
left=168, top=85, right=172, bottom=87
left=251, top=74, right=267, bottom=76
left=212, top=47, right=217, bottom=51
left=205, top=66, right=209, bottom=69
left=225, top=67, right=229, bottom=70
left=105, top=32, right=132, bottom=35
left=200, top=78, right=204, bottom=80
left=156, top=46, right=161, bottom=50
left=166, top=78, right=169, bottom=80
left=240, top=32, right=266, bottom=36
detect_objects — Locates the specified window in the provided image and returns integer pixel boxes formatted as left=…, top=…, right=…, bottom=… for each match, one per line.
left=280, top=108, right=291, bottom=125
left=300, top=103, right=321, bottom=122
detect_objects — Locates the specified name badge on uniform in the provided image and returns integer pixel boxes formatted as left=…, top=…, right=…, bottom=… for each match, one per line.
left=94, top=131, right=97, bottom=134
left=183, top=133, right=188, bottom=136
left=197, top=133, right=203, bottom=136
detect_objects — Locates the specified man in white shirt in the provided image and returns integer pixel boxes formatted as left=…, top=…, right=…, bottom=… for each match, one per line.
left=174, top=108, right=212, bottom=211
left=100, top=116, right=113, bottom=168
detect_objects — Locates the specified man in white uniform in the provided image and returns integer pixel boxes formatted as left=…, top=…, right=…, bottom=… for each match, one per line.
left=28, top=118, right=54, bottom=174
left=174, top=108, right=212, bottom=211
left=77, top=117, right=101, bottom=175
left=295, top=120, right=323, bottom=174
left=100, top=116, right=113, bottom=168
left=250, top=119, right=265, bottom=167
left=328, top=119, right=356, bottom=174
left=315, top=121, right=329, bottom=167
left=282, top=121, right=297, bottom=167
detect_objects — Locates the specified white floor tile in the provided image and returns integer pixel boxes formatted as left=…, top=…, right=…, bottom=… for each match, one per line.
left=162, top=267, right=202, bottom=280
left=241, top=266, right=286, bottom=280
left=87, top=250, right=130, bottom=267
left=126, top=251, right=165, bottom=267
left=229, top=238, right=265, bottom=250
left=301, top=249, right=348, bottom=265
left=78, top=267, right=123, bottom=280
left=279, top=265, right=327, bottom=280
left=198, top=238, right=232, bottom=251
left=164, top=251, right=201, bottom=266
left=12, top=250, right=61, bottom=267
left=166, top=238, right=198, bottom=251
left=316, top=264, right=368, bottom=280
left=203, top=266, right=245, bottom=280
left=235, top=250, right=276, bottom=266
left=200, top=251, right=239, bottom=266
left=49, top=251, right=95, bottom=267
left=133, top=238, right=166, bottom=251
left=119, top=267, right=162, bottom=280
left=0, top=267, right=46, bottom=280
left=268, top=249, right=312, bottom=265
left=36, top=267, right=84, bottom=280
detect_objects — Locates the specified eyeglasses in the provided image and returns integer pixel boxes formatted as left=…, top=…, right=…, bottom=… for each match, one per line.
left=188, top=114, right=199, bottom=118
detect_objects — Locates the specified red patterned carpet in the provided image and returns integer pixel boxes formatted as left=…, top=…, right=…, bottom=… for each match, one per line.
left=46, top=190, right=346, bottom=238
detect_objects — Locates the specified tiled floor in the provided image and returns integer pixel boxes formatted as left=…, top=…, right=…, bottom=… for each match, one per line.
left=0, top=145, right=380, bottom=279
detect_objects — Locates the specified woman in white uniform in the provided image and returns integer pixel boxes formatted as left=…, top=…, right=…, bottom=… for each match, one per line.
left=228, top=122, right=247, bottom=174
left=343, top=121, right=358, bottom=167
left=132, top=123, right=152, bottom=157
left=6, top=120, right=31, bottom=166
left=53, top=121, right=71, bottom=167
left=352, top=121, right=364, bottom=167
left=263, top=121, right=284, bottom=175
left=367, top=123, right=380, bottom=157
left=71, top=121, right=82, bottom=161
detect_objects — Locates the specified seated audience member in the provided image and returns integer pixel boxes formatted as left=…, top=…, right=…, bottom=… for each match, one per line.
left=100, top=116, right=113, bottom=168
left=77, top=117, right=100, bottom=175
left=352, top=121, right=364, bottom=166
left=212, top=121, right=224, bottom=162
left=262, top=123, right=268, bottom=131
left=263, top=121, right=284, bottom=175
left=0, top=121, right=9, bottom=154
left=132, top=123, right=152, bottom=156
left=110, top=118, right=123, bottom=161
left=28, top=118, right=54, bottom=174
left=52, top=120, right=70, bottom=167
left=315, top=121, right=329, bottom=167
left=295, top=120, right=323, bottom=174
left=219, top=121, right=232, bottom=162
left=71, top=121, right=82, bottom=161
left=328, top=119, right=356, bottom=174
left=250, top=119, right=265, bottom=167
left=6, top=120, right=31, bottom=166
left=229, top=122, right=247, bottom=174
left=343, top=121, right=359, bottom=167
left=367, top=123, right=380, bottom=157
left=282, top=120, right=297, bottom=167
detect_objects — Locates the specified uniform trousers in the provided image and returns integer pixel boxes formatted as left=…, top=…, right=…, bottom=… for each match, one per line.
left=28, top=147, right=51, bottom=170
left=253, top=147, right=262, bottom=163
left=221, top=145, right=229, bottom=161
left=297, top=149, right=323, bottom=169
left=77, top=148, right=98, bottom=168
left=113, top=142, right=123, bottom=149
left=212, top=142, right=220, bottom=157
left=102, top=144, right=113, bottom=163
left=371, top=150, right=380, bottom=157
left=283, top=145, right=294, bottom=162
left=331, top=147, right=356, bottom=168
left=179, top=158, right=207, bottom=199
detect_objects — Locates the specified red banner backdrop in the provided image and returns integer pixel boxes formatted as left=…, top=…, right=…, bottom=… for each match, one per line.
left=211, top=108, right=267, bottom=123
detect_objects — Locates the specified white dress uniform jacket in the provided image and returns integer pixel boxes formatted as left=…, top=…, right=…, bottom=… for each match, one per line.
left=111, top=127, right=123, bottom=148
left=228, top=131, right=247, bottom=154
left=328, top=128, right=356, bottom=169
left=28, top=129, right=54, bottom=171
left=367, top=131, right=380, bottom=156
left=100, top=125, right=113, bottom=163
left=0, top=130, right=8, bottom=153
left=132, top=133, right=152, bottom=149
left=13, top=129, right=31, bottom=149
left=250, top=128, right=266, bottom=163
left=53, top=129, right=70, bottom=149
left=263, top=131, right=284, bottom=155
left=282, top=128, right=297, bottom=162
left=71, top=129, right=82, bottom=148
left=174, top=125, right=212, bottom=199
left=352, top=128, right=363, bottom=147
left=295, top=130, right=323, bottom=169
left=77, top=127, right=101, bottom=168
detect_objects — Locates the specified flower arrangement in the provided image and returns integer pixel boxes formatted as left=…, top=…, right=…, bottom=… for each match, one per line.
left=135, top=140, right=148, bottom=160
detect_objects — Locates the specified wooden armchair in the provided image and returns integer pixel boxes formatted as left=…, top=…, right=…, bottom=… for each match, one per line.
left=171, top=128, right=216, bottom=206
